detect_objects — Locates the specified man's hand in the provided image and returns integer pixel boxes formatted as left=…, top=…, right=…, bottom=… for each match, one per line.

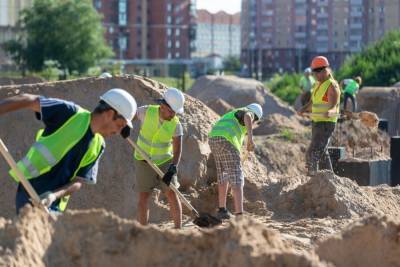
left=40, top=191, right=57, bottom=207
left=120, top=125, right=130, bottom=138
left=297, top=110, right=305, bottom=117
left=326, top=109, right=337, bottom=118
left=162, top=164, right=177, bottom=186
left=247, top=139, right=255, bottom=152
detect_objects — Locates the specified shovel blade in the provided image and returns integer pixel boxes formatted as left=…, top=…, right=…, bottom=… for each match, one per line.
left=193, top=213, right=222, bottom=228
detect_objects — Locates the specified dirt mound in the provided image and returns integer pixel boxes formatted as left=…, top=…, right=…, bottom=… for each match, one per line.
left=0, top=207, right=325, bottom=267
left=0, top=75, right=270, bottom=220
left=331, top=118, right=390, bottom=160
left=188, top=75, right=295, bottom=117
left=316, top=216, right=400, bottom=267
left=0, top=76, right=45, bottom=86
left=270, top=171, right=400, bottom=219
left=254, top=113, right=308, bottom=136
left=206, top=98, right=234, bottom=115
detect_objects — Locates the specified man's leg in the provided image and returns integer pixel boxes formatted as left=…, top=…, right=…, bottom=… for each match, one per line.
left=137, top=192, right=151, bottom=225
left=319, top=122, right=336, bottom=171
left=218, top=180, right=229, bottom=208
left=350, top=94, right=357, bottom=112
left=231, top=185, right=243, bottom=214
left=165, top=189, right=182, bottom=229
left=343, top=93, right=349, bottom=111
left=306, top=122, right=320, bottom=174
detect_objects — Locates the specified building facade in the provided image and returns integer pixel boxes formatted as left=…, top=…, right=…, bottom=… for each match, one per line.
left=193, top=9, right=240, bottom=58
left=94, top=0, right=196, bottom=60
left=241, top=0, right=400, bottom=78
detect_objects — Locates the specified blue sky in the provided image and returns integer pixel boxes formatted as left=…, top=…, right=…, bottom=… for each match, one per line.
left=196, top=0, right=241, bottom=14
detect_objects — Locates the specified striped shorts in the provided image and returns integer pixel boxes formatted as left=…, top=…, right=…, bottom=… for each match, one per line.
left=209, top=136, right=244, bottom=186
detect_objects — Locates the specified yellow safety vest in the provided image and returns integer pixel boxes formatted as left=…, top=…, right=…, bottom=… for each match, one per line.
left=134, top=105, right=179, bottom=166
left=311, top=78, right=340, bottom=123
left=10, top=108, right=104, bottom=211
left=209, top=108, right=248, bottom=151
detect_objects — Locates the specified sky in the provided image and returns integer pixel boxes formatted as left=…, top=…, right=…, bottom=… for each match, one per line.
left=196, top=0, right=241, bottom=14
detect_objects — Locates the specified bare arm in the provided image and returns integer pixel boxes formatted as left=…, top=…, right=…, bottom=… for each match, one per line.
left=244, top=112, right=255, bottom=151
left=298, top=100, right=312, bottom=114
left=171, top=135, right=182, bottom=166
left=327, top=84, right=340, bottom=114
left=51, top=178, right=85, bottom=200
left=0, top=94, right=40, bottom=115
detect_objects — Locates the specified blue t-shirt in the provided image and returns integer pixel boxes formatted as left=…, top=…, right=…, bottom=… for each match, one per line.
left=16, top=97, right=105, bottom=212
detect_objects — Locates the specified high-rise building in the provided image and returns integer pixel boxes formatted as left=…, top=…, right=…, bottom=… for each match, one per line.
left=94, top=0, right=196, bottom=60
left=193, top=9, right=240, bottom=58
left=241, top=0, right=400, bottom=77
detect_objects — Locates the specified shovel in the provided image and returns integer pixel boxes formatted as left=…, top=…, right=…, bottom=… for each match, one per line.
left=126, top=138, right=221, bottom=228
left=0, top=138, right=49, bottom=213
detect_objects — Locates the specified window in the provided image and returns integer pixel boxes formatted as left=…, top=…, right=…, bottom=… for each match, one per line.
left=176, top=41, right=180, bottom=48
left=175, top=52, right=180, bottom=58
left=95, top=0, right=102, bottom=9
left=176, top=28, right=180, bottom=36
left=167, top=16, right=172, bottom=24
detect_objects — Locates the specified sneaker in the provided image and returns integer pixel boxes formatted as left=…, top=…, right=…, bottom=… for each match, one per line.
left=216, top=208, right=233, bottom=220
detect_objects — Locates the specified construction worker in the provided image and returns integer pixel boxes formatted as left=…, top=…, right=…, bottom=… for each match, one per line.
left=299, top=67, right=316, bottom=106
left=0, top=89, right=137, bottom=213
left=341, top=76, right=362, bottom=112
left=133, top=88, right=184, bottom=229
left=298, top=56, right=341, bottom=176
left=209, top=103, right=263, bottom=219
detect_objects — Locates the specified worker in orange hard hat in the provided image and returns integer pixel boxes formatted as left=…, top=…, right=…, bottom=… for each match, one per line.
left=298, top=56, right=341, bottom=176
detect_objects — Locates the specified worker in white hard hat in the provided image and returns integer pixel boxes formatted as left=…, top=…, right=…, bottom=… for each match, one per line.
left=208, top=103, right=263, bottom=220
left=133, top=87, right=184, bottom=229
left=0, top=89, right=137, bottom=214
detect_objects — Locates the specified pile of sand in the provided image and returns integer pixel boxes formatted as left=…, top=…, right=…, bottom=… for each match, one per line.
left=316, top=216, right=400, bottom=267
left=254, top=113, right=308, bottom=136
left=188, top=75, right=296, bottom=117
left=269, top=171, right=400, bottom=220
left=0, top=207, right=325, bottom=267
left=332, top=118, right=390, bottom=160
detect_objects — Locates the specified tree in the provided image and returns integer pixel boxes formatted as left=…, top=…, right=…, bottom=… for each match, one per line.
left=337, top=30, right=400, bottom=86
left=223, top=56, right=241, bottom=72
left=3, top=0, right=113, bottom=74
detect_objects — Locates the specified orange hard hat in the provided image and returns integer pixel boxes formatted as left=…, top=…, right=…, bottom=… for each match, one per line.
left=311, top=56, right=329, bottom=70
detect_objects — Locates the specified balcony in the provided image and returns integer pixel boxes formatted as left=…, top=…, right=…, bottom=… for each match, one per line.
left=350, top=11, right=363, bottom=17
left=350, top=23, right=363, bottom=29
left=317, top=24, right=329, bottom=30
left=295, top=32, right=306, bottom=38
left=317, top=13, right=329, bottom=18
left=316, top=35, right=329, bottom=41
left=350, top=35, right=362, bottom=41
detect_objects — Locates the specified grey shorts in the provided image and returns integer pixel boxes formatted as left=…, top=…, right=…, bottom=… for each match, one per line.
left=209, top=136, right=244, bottom=186
left=134, top=160, right=179, bottom=192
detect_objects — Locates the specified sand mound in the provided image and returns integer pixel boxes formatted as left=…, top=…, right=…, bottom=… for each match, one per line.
left=188, top=75, right=295, bottom=117
left=0, top=207, right=325, bottom=267
left=332, top=118, right=390, bottom=160
left=316, top=216, right=400, bottom=267
left=206, top=98, right=235, bottom=115
left=270, top=171, right=400, bottom=219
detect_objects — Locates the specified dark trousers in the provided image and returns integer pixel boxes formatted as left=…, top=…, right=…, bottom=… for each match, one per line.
left=306, top=122, right=336, bottom=173
left=343, top=92, right=357, bottom=112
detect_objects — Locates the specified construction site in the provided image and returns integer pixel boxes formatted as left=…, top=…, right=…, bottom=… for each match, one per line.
left=0, top=74, right=399, bottom=267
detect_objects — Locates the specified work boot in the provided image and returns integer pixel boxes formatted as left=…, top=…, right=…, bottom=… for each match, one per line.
left=216, top=208, right=233, bottom=220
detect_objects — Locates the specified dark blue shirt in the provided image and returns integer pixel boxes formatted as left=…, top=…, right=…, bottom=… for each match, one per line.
left=16, top=97, right=105, bottom=213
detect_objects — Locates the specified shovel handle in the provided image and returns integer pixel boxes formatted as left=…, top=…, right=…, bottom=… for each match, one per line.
left=126, top=138, right=200, bottom=217
left=0, top=138, right=48, bottom=212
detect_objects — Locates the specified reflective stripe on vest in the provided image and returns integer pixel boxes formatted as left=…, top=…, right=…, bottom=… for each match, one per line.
left=209, top=108, right=248, bottom=151
left=134, top=105, right=178, bottom=166
left=311, top=78, right=340, bottom=123
left=9, top=108, right=105, bottom=211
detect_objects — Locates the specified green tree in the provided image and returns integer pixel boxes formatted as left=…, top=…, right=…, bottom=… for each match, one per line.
left=265, top=73, right=302, bottom=105
left=3, top=0, right=113, bottom=74
left=223, top=56, right=241, bottom=72
left=337, top=30, right=400, bottom=86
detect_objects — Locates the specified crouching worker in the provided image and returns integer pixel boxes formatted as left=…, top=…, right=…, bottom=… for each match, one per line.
left=208, top=103, right=263, bottom=220
left=0, top=89, right=137, bottom=214
left=133, top=88, right=184, bottom=229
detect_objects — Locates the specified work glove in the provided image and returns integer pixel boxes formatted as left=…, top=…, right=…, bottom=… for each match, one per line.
left=120, top=125, right=131, bottom=139
left=162, top=164, right=177, bottom=186
left=39, top=191, right=57, bottom=207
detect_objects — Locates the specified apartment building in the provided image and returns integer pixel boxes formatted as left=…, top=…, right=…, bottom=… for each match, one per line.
left=241, top=0, right=400, bottom=77
left=193, top=9, right=240, bottom=58
left=94, top=0, right=196, bottom=60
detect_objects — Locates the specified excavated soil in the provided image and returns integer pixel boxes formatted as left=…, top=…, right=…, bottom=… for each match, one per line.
left=0, top=76, right=399, bottom=266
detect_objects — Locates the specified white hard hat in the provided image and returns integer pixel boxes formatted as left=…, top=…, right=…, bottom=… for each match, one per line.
left=304, top=68, right=312, bottom=73
left=163, top=88, right=185, bottom=114
left=246, top=103, right=263, bottom=120
left=99, top=72, right=112, bottom=78
left=100, top=88, right=137, bottom=128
